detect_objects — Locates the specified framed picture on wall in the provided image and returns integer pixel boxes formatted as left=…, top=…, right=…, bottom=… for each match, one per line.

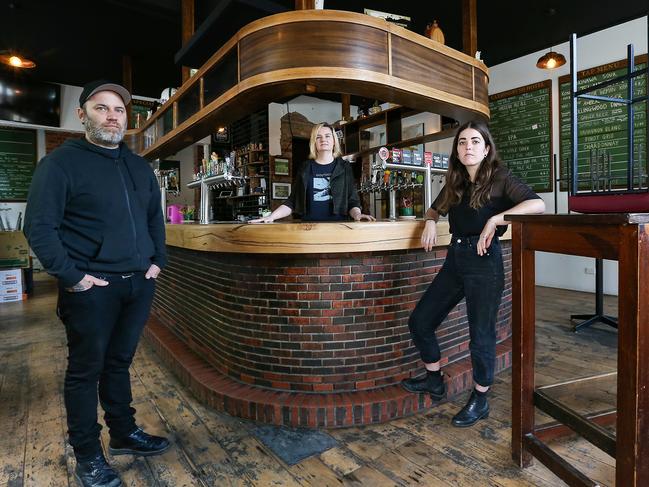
left=272, top=182, right=291, bottom=199
left=274, top=157, right=290, bottom=176
left=159, top=160, right=181, bottom=190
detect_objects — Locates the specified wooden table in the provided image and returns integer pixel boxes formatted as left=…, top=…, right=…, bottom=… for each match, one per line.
left=507, top=213, right=649, bottom=486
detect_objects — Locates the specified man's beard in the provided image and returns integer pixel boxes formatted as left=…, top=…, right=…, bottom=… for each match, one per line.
left=85, top=117, right=125, bottom=146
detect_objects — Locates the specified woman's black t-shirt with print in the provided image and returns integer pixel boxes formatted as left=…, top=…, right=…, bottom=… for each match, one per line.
left=304, top=160, right=345, bottom=221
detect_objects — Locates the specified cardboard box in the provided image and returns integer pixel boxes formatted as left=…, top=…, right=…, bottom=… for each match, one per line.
left=0, top=268, right=21, bottom=286
left=0, top=232, right=30, bottom=268
left=441, top=154, right=450, bottom=169
left=0, top=268, right=23, bottom=290
left=432, top=153, right=443, bottom=168
left=0, top=268, right=24, bottom=303
left=1, top=294, right=23, bottom=303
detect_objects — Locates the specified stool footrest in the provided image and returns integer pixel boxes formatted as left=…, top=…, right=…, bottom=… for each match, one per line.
left=524, top=433, right=602, bottom=487
left=534, top=389, right=616, bottom=457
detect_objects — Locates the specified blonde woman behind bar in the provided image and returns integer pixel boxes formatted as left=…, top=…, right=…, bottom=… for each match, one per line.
left=249, top=122, right=374, bottom=223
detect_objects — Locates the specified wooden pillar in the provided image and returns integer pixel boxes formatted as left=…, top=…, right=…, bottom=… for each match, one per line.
left=122, top=55, right=133, bottom=95
left=295, top=0, right=315, bottom=10
left=181, top=0, right=195, bottom=84
left=122, top=55, right=133, bottom=127
left=462, top=0, right=478, bottom=57
left=341, top=94, right=351, bottom=121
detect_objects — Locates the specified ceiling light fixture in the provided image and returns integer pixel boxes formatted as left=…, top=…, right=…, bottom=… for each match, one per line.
left=536, top=7, right=565, bottom=70
left=0, top=53, right=36, bottom=69
left=536, top=50, right=566, bottom=70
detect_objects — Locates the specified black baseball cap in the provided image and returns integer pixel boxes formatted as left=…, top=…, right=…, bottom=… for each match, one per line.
left=79, top=80, right=131, bottom=106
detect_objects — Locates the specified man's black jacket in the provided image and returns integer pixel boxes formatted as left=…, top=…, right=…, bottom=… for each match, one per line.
left=24, top=137, right=166, bottom=287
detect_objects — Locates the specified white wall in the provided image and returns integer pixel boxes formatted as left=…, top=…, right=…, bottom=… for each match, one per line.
left=488, top=16, right=647, bottom=295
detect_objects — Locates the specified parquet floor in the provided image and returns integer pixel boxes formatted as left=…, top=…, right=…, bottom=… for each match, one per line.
left=0, top=274, right=618, bottom=486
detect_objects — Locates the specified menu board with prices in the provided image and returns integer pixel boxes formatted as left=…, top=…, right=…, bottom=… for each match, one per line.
left=489, top=80, right=553, bottom=193
left=558, top=55, right=647, bottom=191
left=0, top=127, right=37, bottom=201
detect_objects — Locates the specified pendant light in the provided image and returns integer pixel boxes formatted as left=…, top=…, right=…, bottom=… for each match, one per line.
left=0, top=53, right=36, bottom=69
left=536, top=49, right=566, bottom=69
left=535, top=7, right=565, bottom=70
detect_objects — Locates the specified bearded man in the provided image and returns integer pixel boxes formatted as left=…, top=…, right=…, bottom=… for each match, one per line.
left=24, top=80, right=169, bottom=487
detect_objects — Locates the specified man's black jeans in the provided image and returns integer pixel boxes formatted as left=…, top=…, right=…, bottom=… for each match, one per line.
left=408, top=235, right=505, bottom=387
left=57, top=272, right=155, bottom=459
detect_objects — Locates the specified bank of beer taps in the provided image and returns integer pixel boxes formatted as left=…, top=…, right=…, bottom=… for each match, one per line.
left=191, top=151, right=245, bottom=190
left=360, top=146, right=444, bottom=194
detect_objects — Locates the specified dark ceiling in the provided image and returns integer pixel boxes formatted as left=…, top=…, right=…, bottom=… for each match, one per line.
left=0, top=0, right=646, bottom=99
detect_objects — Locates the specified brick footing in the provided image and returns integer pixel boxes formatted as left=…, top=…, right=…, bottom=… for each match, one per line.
left=144, top=316, right=512, bottom=428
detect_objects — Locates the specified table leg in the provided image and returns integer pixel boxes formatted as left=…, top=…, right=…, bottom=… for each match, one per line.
left=616, top=224, right=649, bottom=485
left=571, top=258, right=618, bottom=331
left=511, top=222, right=536, bottom=468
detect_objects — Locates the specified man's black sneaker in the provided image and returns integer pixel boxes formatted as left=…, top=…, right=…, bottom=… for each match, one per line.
left=74, top=452, right=122, bottom=487
left=108, top=428, right=170, bottom=457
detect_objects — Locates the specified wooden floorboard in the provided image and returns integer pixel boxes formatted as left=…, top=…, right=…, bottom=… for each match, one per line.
left=0, top=276, right=619, bottom=486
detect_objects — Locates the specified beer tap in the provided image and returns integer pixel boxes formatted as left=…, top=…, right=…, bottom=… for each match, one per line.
left=370, top=146, right=436, bottom=216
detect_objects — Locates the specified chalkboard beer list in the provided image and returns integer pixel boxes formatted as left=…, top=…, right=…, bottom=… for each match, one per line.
left=489, top=80, right=552, bottom=193
left=559, top=55, right=647, bottom=190
left=0, top=127, right=37, bottom=201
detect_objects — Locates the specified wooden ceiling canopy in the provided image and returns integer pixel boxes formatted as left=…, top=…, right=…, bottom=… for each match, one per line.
left=128, top=10, right=489, bottom=161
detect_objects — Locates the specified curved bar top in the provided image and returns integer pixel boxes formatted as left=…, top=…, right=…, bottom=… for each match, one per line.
left=147, top=220, right=514, bottom=428
left=165, top=220, right=512, bottom=253
left=165, top=219, right=451, bottom=253
left=129, top=10, right=490, bottom=160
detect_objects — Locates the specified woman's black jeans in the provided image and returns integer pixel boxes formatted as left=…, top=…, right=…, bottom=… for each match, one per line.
left=408, top=235, right=505, bottom=387
left=57, top=272, right=156, bottom=459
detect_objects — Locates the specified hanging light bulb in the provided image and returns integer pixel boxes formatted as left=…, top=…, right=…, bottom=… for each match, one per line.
left=0, top=53, right=36, bottom=69
left=536, top=50, right=566, bottom=70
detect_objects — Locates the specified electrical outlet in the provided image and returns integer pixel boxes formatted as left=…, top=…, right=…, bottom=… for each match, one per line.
left=584, top=267, right=595, bottom=275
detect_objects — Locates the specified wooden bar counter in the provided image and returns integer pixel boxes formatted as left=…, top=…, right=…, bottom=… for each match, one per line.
left=146, top=220, right=514, bottom=427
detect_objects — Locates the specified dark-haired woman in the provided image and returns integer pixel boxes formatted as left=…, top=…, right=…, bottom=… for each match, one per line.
left=402, top=121, right=545, bottom=427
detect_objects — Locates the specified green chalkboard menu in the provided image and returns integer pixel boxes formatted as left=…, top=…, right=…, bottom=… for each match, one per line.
left=559, top=55, right=647, bottom=190
left=0, top=127, right=37, bottom=201
left=489, top=80, right=553, bottom=193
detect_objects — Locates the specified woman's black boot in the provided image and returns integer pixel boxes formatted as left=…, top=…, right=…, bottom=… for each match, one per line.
left=451, top=388, right=489, bottom=427
left=401, top=370, right=446, bottom=400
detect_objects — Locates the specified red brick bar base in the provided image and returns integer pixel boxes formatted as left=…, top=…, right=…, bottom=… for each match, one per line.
left=146, top=243, right=513, bottom=427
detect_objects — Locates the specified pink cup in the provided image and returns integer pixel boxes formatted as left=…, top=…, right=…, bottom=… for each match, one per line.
left=166, top=205, right=183, bottom=224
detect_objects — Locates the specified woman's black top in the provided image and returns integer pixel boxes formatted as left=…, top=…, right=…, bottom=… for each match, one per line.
left=432, top=166, right=541, bottom=237
left=283, top=157, right=361, bottom=220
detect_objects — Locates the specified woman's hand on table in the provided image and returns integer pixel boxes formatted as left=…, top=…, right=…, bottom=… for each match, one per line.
left=248, top=216, right=275, bottom=224
left=353, top=213, right=376, bottom=222
left=421, top=220, right=437, bottom=252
